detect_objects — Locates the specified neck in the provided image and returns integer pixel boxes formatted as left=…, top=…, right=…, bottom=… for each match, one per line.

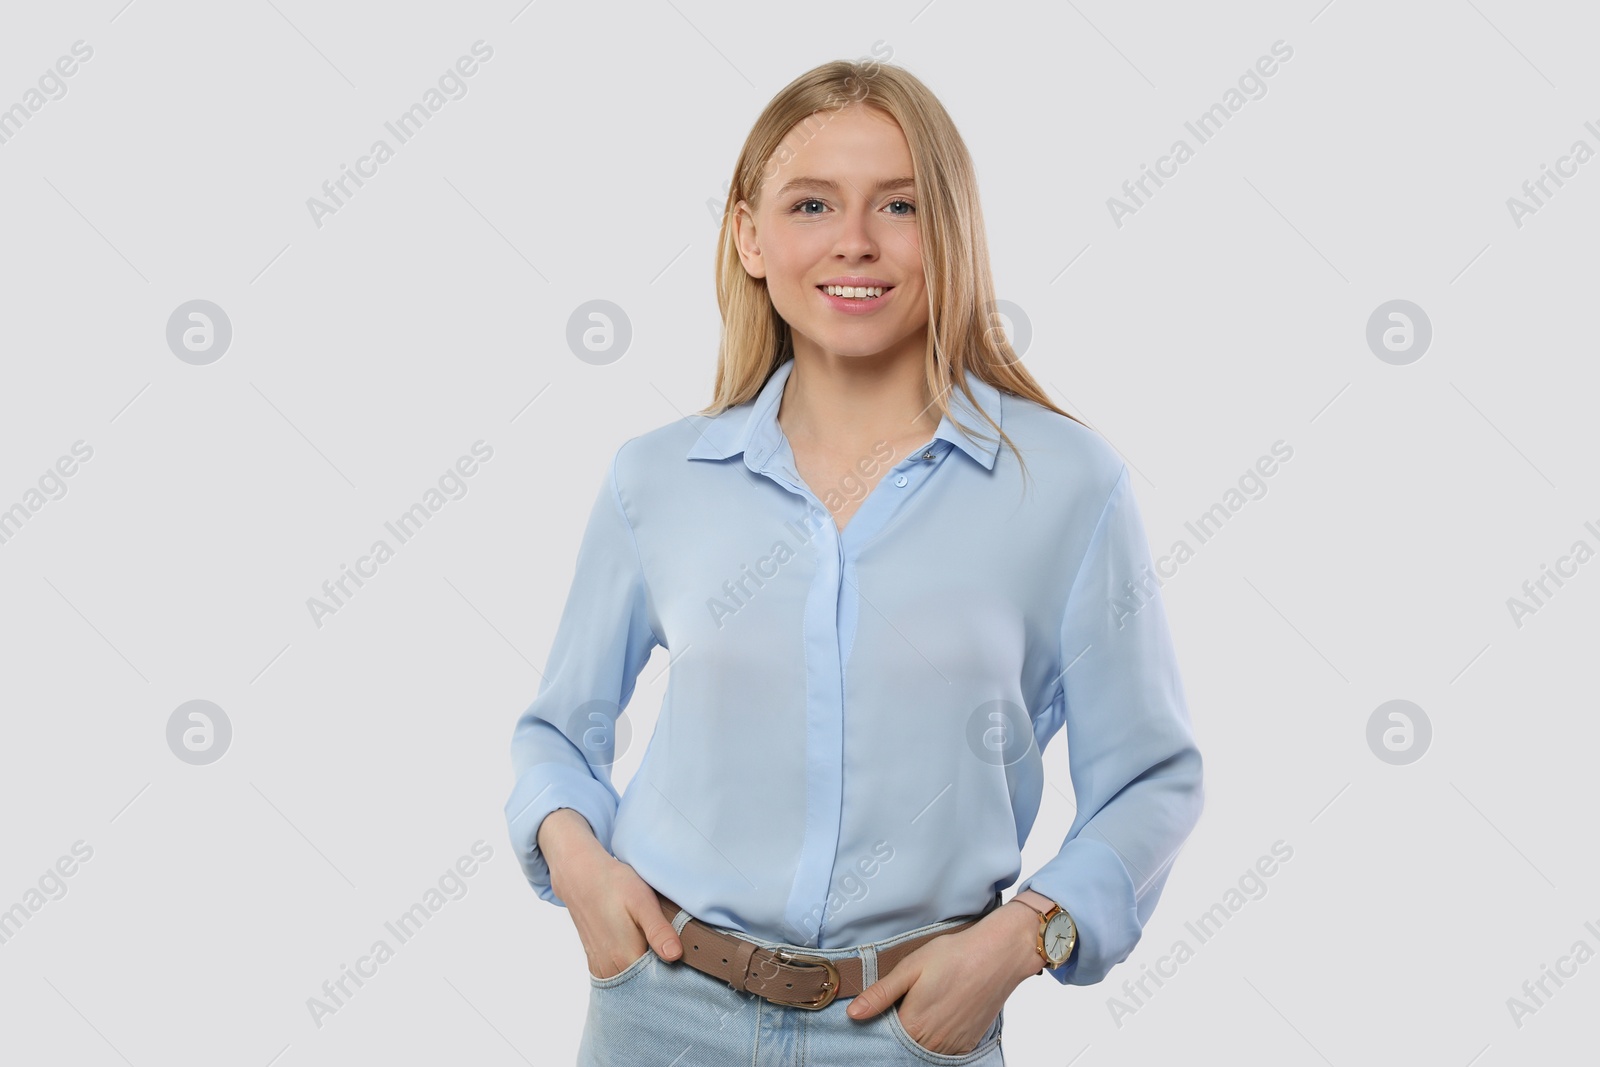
left=777, top=347, right=940, bottom=452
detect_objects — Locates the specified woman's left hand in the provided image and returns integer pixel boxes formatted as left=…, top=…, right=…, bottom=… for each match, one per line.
left=845, top=902, right=1042, bottom=1055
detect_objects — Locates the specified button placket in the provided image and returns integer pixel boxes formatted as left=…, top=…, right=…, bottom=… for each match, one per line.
left=755, top=435, right=851, bottom=945
left=757, top=431, right=952, bottom=944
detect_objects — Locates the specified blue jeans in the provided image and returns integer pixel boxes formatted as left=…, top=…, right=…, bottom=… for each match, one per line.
left=578, top=905, right=1006, bottom=1066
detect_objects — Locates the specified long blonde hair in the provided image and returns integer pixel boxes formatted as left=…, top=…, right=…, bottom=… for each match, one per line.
left=701, top=58, right=1086, bottom=485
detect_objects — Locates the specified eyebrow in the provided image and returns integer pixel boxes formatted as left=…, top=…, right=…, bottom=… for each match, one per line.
left=773, top=176, right=916, bottom=198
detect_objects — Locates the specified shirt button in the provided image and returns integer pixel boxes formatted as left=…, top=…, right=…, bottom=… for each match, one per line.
left=894, top=475, right=909, bottom=487
left=921, top=451, right=933, bottom=460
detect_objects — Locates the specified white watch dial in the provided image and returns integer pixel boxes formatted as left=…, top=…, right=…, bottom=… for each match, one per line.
left=1043, top=912, right=1076, bottom=964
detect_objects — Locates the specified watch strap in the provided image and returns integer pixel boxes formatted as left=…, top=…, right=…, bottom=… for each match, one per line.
left=1011, top=897, right=1047, bottom=919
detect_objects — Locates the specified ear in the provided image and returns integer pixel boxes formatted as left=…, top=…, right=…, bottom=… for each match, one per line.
left=732, top=200, right=766, bottom=280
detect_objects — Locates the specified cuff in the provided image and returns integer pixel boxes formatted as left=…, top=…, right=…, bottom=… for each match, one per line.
left=1015, top=836, right=1142, bottom=986
left=503, top=765, right=619, bottom=907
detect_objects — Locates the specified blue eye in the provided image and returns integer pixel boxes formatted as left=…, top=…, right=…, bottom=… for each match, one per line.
left=788, top=198, right=917, bottom=216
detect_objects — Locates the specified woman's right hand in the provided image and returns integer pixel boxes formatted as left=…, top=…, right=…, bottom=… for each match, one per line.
left=541, top=809, right=684, bottom=979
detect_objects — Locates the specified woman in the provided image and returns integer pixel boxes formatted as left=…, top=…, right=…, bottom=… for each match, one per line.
left=506, top=58, right=1204, bottom=1065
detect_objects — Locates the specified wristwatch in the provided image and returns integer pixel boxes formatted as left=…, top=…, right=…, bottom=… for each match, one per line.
left=1013, top=896, right=1078, bottom=969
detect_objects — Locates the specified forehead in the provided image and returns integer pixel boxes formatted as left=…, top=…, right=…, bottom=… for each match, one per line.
left=764, top=105, right=913, bottom=190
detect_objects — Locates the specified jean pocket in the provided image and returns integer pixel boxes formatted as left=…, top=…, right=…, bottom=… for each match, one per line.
left=587, top=946, right=655, bottom=989
left=888, top=1003, right=1003, bottom=1064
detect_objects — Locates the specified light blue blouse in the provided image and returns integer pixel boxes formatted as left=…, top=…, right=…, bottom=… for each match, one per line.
left=505, top=357, right=1204, bottom=985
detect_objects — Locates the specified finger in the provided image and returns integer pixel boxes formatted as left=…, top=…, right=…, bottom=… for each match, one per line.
left=846, top=961, right=916, bottom=1019
left=630, top=895, right=683, bottom=961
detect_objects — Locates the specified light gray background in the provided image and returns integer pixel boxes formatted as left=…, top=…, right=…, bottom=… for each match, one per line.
left=2, top=1, right=1596, bottom=1064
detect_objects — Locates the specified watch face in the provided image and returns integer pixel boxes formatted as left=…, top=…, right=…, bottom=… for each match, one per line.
left=1043, top=912, right=1077, bottom=965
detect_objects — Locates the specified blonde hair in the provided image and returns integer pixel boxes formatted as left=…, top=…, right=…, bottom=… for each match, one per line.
left=701, top=58, right=1086, bottom=486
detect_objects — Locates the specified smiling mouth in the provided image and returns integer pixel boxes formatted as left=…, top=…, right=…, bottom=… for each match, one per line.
left=817, top=284, right=893, bottom=301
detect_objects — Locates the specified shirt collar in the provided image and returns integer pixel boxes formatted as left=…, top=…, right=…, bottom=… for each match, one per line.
left=685, top=359, right=1004, bottom=472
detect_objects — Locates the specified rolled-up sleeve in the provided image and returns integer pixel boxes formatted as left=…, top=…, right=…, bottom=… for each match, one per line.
left=1016, top=464, right=1205, bottom=985
left=504, top=444, right=659, bottom=906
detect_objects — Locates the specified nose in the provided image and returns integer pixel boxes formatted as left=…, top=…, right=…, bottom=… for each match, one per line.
left=831, top=202, right=881, bottom=261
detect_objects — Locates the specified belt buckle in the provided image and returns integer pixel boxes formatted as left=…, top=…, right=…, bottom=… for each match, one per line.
left=769, top=949, right=840, bottom=1010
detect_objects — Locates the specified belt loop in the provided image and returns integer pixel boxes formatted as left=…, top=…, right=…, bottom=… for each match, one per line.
left=657, top=891, right=690, bottom=934
left=727, top=937, right=759, bottom=992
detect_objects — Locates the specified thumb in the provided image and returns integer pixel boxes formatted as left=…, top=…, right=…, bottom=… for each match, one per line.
left=846, top=959, right=917, bottom=1020
left=630, top=895, right=683, bottom=961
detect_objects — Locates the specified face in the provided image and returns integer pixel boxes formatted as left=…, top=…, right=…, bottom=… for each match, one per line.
left=734, top=105, right=928, bottom=367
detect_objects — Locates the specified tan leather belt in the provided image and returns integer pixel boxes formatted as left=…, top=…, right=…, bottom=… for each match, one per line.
left=654, top=890, right=981, bottom=1010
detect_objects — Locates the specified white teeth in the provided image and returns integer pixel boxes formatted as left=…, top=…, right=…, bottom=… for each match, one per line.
left=822, top=285, right=887, bottom=299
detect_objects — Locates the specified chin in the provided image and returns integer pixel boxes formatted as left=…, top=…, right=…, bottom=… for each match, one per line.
left=807, top=328, right=909, bottom=357
left=817, top=342, right=895, bottom=361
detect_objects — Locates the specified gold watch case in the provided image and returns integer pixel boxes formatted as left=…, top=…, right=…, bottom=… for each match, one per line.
left=1035, top=903, right=1078, bottom=968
